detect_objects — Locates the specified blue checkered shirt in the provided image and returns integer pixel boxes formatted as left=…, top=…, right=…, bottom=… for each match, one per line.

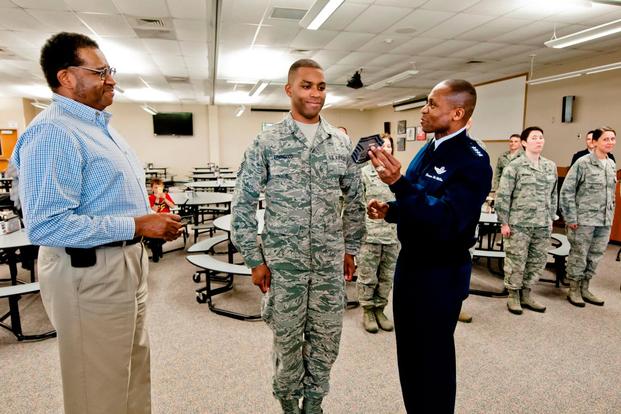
left=11, top=93, right=151, bottom=248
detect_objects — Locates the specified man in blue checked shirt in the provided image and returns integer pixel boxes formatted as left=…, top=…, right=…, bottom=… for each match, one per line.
left=11, top=32, right=182, bottom=414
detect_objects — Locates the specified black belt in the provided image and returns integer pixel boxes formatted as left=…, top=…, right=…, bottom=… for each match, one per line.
left=100, top=236, right=143, bottom=248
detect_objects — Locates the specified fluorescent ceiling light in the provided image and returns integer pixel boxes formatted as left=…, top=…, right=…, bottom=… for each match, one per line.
left=141, top=104, right=157, bottom=115
left=585, top=61, right=621, bottom=74
left=235, top=105, right=246, bottom=117
left=300, top=0, right=345, bottom=30
left=527, top=61, right=621, bottom=85
left=249, top=80, right=269, bottom=97
left=545, top=18, right=621, bottom=48
left=366, top=70, right=419, bottom=90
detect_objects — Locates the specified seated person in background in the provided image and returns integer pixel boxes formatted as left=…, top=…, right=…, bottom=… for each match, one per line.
left=147, top=178, right=175, bottom=262
left=358, top=134, right=399, bottom=333
left=493, top=133, right=523, bottom=190
left=570, top=130, right=615, bottom=166
left=496, top=126, right=557, bottom=315
left=560, top=127, right=617, bottom=307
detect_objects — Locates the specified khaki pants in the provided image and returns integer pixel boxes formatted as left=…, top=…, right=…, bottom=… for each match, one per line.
left=38, top=244, right=151, bottom=414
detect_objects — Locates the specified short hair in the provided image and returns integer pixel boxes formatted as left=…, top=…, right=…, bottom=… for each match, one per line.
left=592, top=126, right=616, bottom=141
left=40, top=32, right=99, bottom=89
left=287, top=59, right=323, bottom=84
left=150, top=178, right=164, bottom=186
left=587, top=130, right=596, bottom=136
left=509, top=134, right=521, bottom=140
left=441, top=79, right=477, bottom=120
left=520, top=126, right=543, bottom=142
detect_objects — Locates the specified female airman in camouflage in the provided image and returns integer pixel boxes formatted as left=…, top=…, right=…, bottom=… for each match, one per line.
left=496, top=126, right=557, bottom=315
left=560, top=127, right=617, bottom=307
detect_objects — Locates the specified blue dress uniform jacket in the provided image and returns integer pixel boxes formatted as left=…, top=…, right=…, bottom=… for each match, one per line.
left=385, top=129, right=492, bottom=414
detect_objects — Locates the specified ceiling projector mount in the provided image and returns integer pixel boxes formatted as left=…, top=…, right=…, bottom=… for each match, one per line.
left=347, top=68, right=363, bottom=89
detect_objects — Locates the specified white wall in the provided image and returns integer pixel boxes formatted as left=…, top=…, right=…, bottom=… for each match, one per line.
left=107, top=102, right=210, bottom=177
left=0, top=97, right=27, bottom=132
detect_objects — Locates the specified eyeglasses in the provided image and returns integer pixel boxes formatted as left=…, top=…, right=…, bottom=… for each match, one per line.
left=68, top=66, right=117, bottom=80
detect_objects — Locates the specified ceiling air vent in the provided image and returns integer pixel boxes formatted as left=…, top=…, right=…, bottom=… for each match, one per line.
left=129, top=16, right=176, bottom=40
left=270, top=7, right=307, bottom=21
left=467, top=60, right=484, bottom=64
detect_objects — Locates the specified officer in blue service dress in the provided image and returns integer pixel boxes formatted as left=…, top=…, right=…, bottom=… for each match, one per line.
left=368, top=79, right=492, bottom=413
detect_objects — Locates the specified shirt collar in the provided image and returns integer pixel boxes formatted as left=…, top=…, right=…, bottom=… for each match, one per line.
left=434, top=126, right=466, bottom=150
left=52, top=93, right=112, bottom=127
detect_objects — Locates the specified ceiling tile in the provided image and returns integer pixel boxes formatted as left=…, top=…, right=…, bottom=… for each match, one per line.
left=311, top=50, right=350, bottom=66
left=110, top=0, right=169, bottom=18
left=391, top=9, right=455, bottom=36
left=11, top=0, right=68, bottom=10
left=421, top=13, right=498, bottom=39
left=173, top=19, right=207, bottom=42
left=180, top=41, right=208, bottom=57
left=290, top=29, right=339, bottom=50
left=143, top=39, right=181, bottom=55
left=337, top=51, right=380, bottom=66
left=324, top=32, right=375, bottom=51
left=26, top=10, right=89, bottom=33
left=462, top=0, right=527, bottom=16
left=459, top=17, right=530, bottom=41
left=166, top=0, right=208, bottom=20
left=345, top=5, right=413, bottom=34
left=63, top=0, right=119, bottom=14
left=77, top=13, right=136, bottom=37
left=419, top=40, right=480, bottom=57
left=0, top=8, right=55, bottom=31
left=219, top=23, right=256, bottom=47
left=389, top=37, right=441, bottom=55
left=222, top=0, right=270, bottom=25
left=356, top=34, right=413, bottom=53
left=255, top=22, right=302, bottom=48
left=420, top=0, right=482, bottom=13
left=320, top=2, right=369, bottom=31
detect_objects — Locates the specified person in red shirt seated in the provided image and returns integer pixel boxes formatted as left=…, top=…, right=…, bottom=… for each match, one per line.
left=147, top=178, right=176, bottom=261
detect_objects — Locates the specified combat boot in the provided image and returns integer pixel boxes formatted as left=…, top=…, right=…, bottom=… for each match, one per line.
left=520, top=288, right=546, bottom=313
left=363, top=307, right=379, bottom=333
left=302, top=397, right=323, bottom=414
left=507, top=289, right=522, bottom=315
left=581, top=279, right=605, bottom=306
left=279, top=398, right=301, bottom=414
left=567, top=280, right=585, bottom=307
left=458, top=310, right=473, bottom=323
left=374, top=307, right=394, bottom=331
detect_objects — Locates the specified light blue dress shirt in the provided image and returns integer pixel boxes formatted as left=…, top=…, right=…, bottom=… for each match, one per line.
left=11, top=93, right=151, bottom=248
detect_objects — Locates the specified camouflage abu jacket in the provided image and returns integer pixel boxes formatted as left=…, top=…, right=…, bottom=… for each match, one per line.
left=361, top=163, right=397, bottom=245
left=560, top=153, right=617, bottom=226
left=495, top=154, right=557, bottom=227
left=231, top=113, right=366, bottom=271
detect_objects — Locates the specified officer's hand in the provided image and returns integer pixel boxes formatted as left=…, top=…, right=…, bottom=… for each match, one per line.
left=568, top=223, right=578, bottom=230
left=368, top=146, right=401, bottom=185
left=252, top=263, right=271, bottom=293
left=343, top=254, right=356, bottom=282
left=367, top=199, right=389, bottom=220
left=501, top=223, right=511, bottom=238
left=135, top=213, right=183, bottom=241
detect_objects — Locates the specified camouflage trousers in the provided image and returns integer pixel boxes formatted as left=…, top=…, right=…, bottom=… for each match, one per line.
left=356, top=242, right=399, bottom=308
left=503, top=226, right=550, bottom=290
left=566, top=225, right=611, bottom=281
left=261, top=267, right=346, bottom=400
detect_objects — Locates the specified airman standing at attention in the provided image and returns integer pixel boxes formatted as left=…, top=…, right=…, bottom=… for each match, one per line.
left=496, top=126, right=557, bottom=315
left=493, top=133, right=523, bottom=190
left=560, top=127, right=616, bottom=307
left=231, top=59, right=366, bottom=414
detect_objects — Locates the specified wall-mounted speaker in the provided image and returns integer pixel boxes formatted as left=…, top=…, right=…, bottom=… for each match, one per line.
left=384, top=121, right=391, bottom=134
left=562, top=95, right=575, bottom=123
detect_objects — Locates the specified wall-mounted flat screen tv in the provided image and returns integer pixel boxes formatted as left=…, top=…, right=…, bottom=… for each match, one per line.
left=153, top=112, right=193, bottom=136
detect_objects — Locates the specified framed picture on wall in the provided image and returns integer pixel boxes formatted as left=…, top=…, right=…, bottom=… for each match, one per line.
left=397, top=137, right=406, bottom=151
left=397, top=120, right=406, bottom=136
left=406, top=127, right=416, bottom=141
left=416, top=126, right=427, bottom=141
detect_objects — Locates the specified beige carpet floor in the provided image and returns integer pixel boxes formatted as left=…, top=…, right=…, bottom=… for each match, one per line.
left=1, top=235, right=620, bottom=414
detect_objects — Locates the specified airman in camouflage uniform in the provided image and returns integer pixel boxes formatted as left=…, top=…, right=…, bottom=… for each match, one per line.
left=358, top=149, right=400, bottom=333
left=231, top=59, right=365, bottom=414
left=560, top=127, right=617, bottom=307
left=496, top=127, right=557, bottom=315
left=493, top=134, right=523, bottom=190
